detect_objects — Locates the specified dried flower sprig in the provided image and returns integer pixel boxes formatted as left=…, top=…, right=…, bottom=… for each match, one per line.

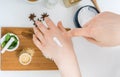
left=41, top=13, right=49, bottom=21
left=29, top=13, right=49, bottom=27
left=29, top=13, right=37, bottom=27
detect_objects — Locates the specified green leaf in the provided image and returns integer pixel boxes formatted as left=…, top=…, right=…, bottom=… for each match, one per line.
left=2, top=33, right=11, bottom=48
left=1, top=41, right=6, bottom=48
left=5, top=33, right=11, bottom=42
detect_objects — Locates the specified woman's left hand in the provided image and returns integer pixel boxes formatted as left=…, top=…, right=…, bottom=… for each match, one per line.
left=33, top=17, right=74, bottom=63
left=33, top=17, right=81, bottom=77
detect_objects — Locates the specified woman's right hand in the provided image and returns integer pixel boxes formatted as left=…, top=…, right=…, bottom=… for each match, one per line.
left=70, top=12, right=120, bottom=47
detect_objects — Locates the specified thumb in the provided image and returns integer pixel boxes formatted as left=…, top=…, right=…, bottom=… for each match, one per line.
left=85, top=37, right=106, bottom=47
left=69, top=28, right=91, bottom=37
left=57, top=21, right=66, bottom=32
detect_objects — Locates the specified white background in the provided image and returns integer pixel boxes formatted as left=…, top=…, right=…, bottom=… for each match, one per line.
left=0, top=0, right=120, bottom=77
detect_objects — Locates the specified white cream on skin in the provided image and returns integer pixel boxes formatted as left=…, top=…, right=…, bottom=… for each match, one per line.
left=53, top=37, right=63, bottom=47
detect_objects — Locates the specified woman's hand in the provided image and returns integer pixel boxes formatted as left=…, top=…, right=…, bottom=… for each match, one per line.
left=33, top=17, right=81, bottom=77
left=70, top=12, right=120, bottom=47
left=33, top=17, right=73, bottom=61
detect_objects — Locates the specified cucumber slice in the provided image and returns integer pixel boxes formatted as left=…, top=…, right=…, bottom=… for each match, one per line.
left=5, top=33, right=11, bottom=42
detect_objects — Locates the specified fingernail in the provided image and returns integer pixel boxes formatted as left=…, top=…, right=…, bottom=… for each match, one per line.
left=35, top=21, right=39, bottom=24
left=45, top=17, right=49, bottom=21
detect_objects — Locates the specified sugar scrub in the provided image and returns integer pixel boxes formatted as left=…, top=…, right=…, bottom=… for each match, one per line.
left=19, top=48, right=34, bottom=65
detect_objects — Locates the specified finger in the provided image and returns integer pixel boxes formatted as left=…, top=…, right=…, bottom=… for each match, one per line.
left=45, top=17, right=56, bottom=29
left=57, top=21, right=66, bottom=32
left=33, top=34, right=43, bottom=50
left=84, top=37, right=105, bottom=47
left=36, top=21, right=48, bottom=34
left=83, top=21, right=90, bottom=28
left=70, top=28, right=91, bottom=37
left=33, top=27, right=46, bottom=45
left=82, top=14, right=94, bottom=28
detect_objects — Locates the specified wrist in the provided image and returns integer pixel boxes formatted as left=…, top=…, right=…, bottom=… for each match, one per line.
left=54, top=49, right=75, bottom=66
left=54, top=50, right=81, bottom=77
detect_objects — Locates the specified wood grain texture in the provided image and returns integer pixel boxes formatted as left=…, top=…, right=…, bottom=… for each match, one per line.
left=1, top=27, right=58, bottom=70
left=92, top=0, right=100, bottom=12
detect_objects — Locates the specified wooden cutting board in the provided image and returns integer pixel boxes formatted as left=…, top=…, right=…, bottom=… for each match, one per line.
left=1, top=27, right=58, bottom=70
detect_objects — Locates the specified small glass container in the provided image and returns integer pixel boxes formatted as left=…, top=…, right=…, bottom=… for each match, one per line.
left=19, top=48, right=34, bottom=65
left=63, top=0, right=80, bottom=7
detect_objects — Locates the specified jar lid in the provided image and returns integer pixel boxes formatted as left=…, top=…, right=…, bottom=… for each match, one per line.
left=19, top=53, right=32, bottom=65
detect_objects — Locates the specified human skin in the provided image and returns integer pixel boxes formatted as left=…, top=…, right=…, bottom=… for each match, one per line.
left=70, top=12, right=120, bottom=47
left=32, top=11, right=120, bottom=77
left=33, top=17, right=81, bottom=77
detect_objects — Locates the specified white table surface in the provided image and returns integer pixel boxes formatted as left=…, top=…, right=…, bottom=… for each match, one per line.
left=0, top=0, right=120, bottom=77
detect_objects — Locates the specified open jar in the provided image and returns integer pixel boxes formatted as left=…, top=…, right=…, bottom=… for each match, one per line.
left=24, top=0, right=42, bottom=4
left=19, top=48, right=34, bottom=65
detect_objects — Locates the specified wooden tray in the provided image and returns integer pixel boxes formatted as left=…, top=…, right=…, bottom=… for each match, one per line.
left=1, top=27, right=58, bottom=70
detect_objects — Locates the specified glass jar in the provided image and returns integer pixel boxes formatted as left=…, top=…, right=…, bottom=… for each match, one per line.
left=63, top=0, right=80, bottom=7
